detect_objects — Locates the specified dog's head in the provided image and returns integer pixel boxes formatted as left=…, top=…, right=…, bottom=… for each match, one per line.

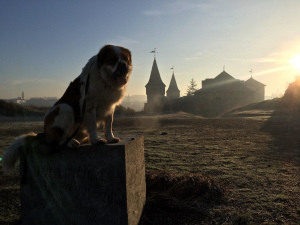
left=97, top=44, right=132, bottom=88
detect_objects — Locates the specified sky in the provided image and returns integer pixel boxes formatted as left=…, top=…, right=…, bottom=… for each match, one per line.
left=1, top=0, right=300, bottom=99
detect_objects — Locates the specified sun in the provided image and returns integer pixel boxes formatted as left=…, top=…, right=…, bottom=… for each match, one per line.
left=289, top=54, right=300, bottom=71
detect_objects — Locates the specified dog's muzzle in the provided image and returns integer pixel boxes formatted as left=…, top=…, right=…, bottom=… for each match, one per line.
left=114, top=61, right=129, bottom=76
left=113, top=61, right=129, bottom=86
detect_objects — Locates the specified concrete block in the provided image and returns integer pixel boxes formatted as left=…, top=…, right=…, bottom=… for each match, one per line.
left=20, top=135, right=145, bottom=225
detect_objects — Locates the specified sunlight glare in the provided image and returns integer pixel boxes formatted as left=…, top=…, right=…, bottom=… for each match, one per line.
left=289, top=54, right=300, bottom=71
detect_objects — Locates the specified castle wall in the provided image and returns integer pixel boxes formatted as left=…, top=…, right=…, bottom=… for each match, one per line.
left=194, top=91, right=253, bottom=116
left=167, top=90, right=180, bottom=100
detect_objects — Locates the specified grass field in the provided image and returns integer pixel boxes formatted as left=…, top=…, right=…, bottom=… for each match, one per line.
left=0, top=111, right=300, bottom=224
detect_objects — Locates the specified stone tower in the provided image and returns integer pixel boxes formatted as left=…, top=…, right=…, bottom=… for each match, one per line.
left=166, top=72, right=180, bottom=99
left=144, top=58, right=166, bottom=112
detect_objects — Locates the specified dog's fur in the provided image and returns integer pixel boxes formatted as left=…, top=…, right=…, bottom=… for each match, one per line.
left=2, top=44, right=132, bottom=173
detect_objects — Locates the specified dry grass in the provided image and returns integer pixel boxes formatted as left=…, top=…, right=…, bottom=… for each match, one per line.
left=0, top=112, right=300, bottom=224
left=145, top=171, right=225, bottom=203
left=140, top=171, right=226, bottom=224
left=0, top=169, right=20, bottom=225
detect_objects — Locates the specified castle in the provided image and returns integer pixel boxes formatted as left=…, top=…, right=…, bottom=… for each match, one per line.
left=144, top=58, right=180, bottom=113
left=194, top=70, right=265, bottom=116
left=144, top=57, right=265, bottom=116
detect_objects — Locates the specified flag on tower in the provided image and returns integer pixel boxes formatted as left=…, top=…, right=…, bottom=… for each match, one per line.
left=150, top=48, right=156, bottom=53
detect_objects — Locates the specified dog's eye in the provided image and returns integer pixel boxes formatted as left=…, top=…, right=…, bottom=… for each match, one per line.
left=108, top=57, right=118, bottom=65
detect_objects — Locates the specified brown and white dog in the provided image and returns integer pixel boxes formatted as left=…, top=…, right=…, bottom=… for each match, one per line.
left=2, top=44, right=132, bottom=173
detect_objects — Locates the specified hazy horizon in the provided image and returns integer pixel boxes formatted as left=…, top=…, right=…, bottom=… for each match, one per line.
left=1, top=0, right=300, bottom=99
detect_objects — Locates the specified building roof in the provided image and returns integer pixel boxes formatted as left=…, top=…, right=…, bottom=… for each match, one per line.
left=167, top=72, right=180, bottom=92
left=244, top=77, right=266, bottom=87
left=196, top=70, right=254, bottom=93
left=145, top=58, right=166, bottom=87
left=214, top=70, right=236, bottom=81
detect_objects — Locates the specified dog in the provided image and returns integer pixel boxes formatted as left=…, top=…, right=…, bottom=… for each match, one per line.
left=2, top=44, right=132, bottom=173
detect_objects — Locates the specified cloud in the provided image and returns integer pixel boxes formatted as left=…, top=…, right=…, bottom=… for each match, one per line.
left=254, top=66, right=290, bottom=76
left=185, top=57, right=199, bottom=61
left=142, top=10, right=164, bottom=16
left=11, top=80, right=24, bottom=85
left=9, top=78, right=53, bottom=86
left=185, top=51, right=209, bottom=60
left=169, top=1, right=215, bottom=13
left=251, top=57, right=279, bottom=63
left=111, top=36, right=139, bottom=47
left=120, top=37, right=139, bottom=45
left=185, top=50, right=211, bottom=60
left=142, top=1, right=215, bottom=16
left=224, top=58, right=245, bottom=61
left=251, top=48, right=296, bottom=64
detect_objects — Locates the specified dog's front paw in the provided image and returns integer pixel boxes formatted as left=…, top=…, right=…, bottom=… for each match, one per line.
left=91, top=137, right=107, bottom=145
left=107, top=137, right=120, bottom=143
left=68, top=139, right=80, bottom=148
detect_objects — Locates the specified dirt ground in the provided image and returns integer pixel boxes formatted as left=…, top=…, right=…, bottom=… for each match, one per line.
left=0, top=111, right=300, bottom=224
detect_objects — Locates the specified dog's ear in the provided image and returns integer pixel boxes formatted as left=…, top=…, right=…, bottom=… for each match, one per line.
left=97, top=45, right=112, bottom=67
left=121, top=47, right=132, bottom=65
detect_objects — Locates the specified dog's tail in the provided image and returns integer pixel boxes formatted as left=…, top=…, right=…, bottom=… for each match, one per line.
left=2, top=132, right=37, bottom=174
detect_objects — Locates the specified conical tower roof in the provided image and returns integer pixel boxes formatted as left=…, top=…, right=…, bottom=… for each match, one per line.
left=145, top=58, right=166, bottom=87
left=167, top=72, right=180, bottom=92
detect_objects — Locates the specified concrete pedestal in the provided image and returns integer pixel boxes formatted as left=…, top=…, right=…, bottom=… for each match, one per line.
left=20, top=135, right=145, bottom=225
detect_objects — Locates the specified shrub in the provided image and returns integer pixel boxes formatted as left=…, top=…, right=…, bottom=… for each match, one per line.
left=114, top=105, right=136, bottom=116
left=0, top=100, right=45, bottom=117
left=281, top=76, right=300, bottom=107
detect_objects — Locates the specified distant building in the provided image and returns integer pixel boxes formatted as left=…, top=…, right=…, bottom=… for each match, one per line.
left=3, top=91, right=26, bottom=104
left=144, top=58, right=166, bottom=113
left=194, top=70, right=265, bottom=116
left=3, top=91, right=59, bottom=107
left=244, top=77, right=266, bottom=102
left=144, top=55, right=183, bottom=113
left=166, top=72, right=180, bottom=100
left=5, top=97, right=26, bottom=104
